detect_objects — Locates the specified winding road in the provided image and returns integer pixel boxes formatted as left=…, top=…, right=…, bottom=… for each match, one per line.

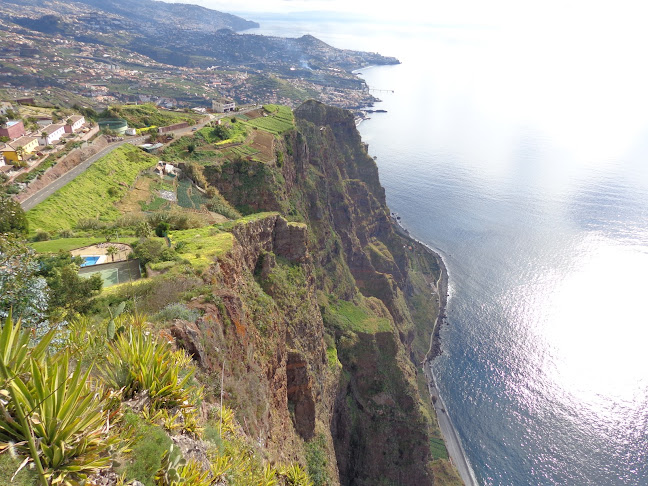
left=20, top=137, right=145, bottom=211
left=19, top=114, right=219, bottom=212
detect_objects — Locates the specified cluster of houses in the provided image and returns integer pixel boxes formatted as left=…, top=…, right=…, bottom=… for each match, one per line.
left=0, top=103, right=86, bottom=169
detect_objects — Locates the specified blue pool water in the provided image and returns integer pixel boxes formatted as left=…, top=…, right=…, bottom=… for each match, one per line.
left=81, top=256, right=100, bottom=267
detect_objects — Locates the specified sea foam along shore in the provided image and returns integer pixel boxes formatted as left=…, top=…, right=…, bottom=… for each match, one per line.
left=391, top=217, right=478, bottom=486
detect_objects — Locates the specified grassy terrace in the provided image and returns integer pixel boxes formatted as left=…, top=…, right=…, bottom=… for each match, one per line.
left=170, top=227, right=234, bottom=271
left=326, top=299, right=392, bottom=334
left=27, top=144, right=157, bottom=233
left=30, top=236, right=139, bottom=254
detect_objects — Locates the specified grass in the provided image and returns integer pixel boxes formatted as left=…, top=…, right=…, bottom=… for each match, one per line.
left=30, top=236, right=139, bottom=254
left=26, top=145, right=157, bottom=232
left=240, top=105, right=295, bottom=135
left=215, top=212, right=279, bottom=231
left=429, top=437, right=449, bottom=460
left=171, top=227, right=234, bottom=271
left=325, top=299, right=392, bottom=334
left=0, top=454, right=37, bottom=486
left=108, top=104, right=202, bottom=129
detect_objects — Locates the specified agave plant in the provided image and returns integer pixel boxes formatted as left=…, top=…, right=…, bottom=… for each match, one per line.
left=100, top=327, right=198, bottom=410
left=0, top=315, right=118, bottom=486
left=278, top=463, right=314, bottom=486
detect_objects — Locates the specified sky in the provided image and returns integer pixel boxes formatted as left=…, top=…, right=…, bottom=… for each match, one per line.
left=160, top=0, right=648, bottom=31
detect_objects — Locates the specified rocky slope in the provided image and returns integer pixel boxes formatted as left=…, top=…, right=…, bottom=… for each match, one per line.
left=192, top=100, right=462, bottom=485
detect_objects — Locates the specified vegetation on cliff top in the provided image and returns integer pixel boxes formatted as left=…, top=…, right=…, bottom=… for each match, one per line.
left=2, top=101, right=460, bottom=486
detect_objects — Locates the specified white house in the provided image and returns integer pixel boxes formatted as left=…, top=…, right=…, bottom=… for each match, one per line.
left=211, top=98, right=235, bottom=113
left=64, top=115, right=85, bottom=133
left=38, top=124, right=66, bottom=146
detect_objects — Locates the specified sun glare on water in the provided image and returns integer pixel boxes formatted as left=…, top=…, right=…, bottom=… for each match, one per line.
left=535, top=236, right=648, bottom=425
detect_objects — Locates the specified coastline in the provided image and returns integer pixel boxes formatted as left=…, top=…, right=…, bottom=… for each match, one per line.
left=392, top=217, right=478, bottom=486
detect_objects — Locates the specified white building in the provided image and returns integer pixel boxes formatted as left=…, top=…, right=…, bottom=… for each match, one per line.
left=212, top=98, right=235, bottom=113
left=64, top=115, right=85, bottom=133
left=38, top=124, right=66, bottom=146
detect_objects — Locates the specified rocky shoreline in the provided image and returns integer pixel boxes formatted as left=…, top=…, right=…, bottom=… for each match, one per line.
left=391, top=215, right=477, bottom=486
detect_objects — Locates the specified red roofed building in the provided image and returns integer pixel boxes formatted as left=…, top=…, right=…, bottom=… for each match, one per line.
left=0, top=120, right=26, bottom=140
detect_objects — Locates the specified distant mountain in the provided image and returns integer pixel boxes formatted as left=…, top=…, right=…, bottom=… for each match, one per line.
left=76, top=0, right=259, bottom=32
left=6, top=0, right=258, bottom=33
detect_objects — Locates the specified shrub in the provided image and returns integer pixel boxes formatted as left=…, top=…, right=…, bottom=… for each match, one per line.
left=33, top=230, right=50, bottom=241
left=0, top=194, right=28, bottom=235
left=77, top=218, right=108, bottom=230
left=155, top=222, right=170, bottom=237
left=132, top=237, right=175, bottom=266
left=120, top=413, right=172, bottom=486
left=154, top=303, right=200, bottom=323
left=154, top=444, right=209, bottom=486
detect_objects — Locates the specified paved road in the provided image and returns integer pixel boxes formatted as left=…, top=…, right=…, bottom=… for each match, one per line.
left=19, top=114, right=220, bottom=211
left=20, top=137, right=146, bottom=211
left=426, top=362, right=479, bottom=486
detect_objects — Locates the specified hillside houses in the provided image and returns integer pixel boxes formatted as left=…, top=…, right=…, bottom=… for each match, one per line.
left=0, top=136, right=39, bottom=162
left=38, top=124, right=66, bottom=146
left=65, top=115, right=85, bottom=133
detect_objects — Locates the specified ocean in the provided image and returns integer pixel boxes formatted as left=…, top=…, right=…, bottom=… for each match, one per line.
left=247, top=14, right=648, bottom=485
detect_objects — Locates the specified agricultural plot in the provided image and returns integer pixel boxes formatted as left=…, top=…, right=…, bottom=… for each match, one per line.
left=242, top=105, right=295, bottom=135
left=249, top=129, right=275, bottom=163
left=225, top=145, right=260, bottom=160
left=177, top=179, right=208, bottom=209
left=27, top=145, right=157, bottom=233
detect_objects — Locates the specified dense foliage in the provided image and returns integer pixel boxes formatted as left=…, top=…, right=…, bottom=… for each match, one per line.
left=0, top=194, right=28, bottom=235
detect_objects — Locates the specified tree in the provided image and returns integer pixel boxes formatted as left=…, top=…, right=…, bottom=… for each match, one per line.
left=0, top=194, right=28, bottom=235
left=37, top=253, right=102, bottom=318
left=155, top=222, right=170, bottom=237
left=106, top=245, right=119, bottom=262
left=135, top=220, right=152, bottom=238
left=0, top=235, right=49, bottom=331
left=212, top=124, right=230, bottom=141
left=132, top=237, right=175, bottom=265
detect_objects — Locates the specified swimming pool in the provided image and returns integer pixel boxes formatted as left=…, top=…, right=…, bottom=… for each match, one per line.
left=81, top=256, right=101, bottom=267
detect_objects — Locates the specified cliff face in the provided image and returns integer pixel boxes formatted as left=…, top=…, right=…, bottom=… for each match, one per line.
left=196, top=100, right=461, bottom=485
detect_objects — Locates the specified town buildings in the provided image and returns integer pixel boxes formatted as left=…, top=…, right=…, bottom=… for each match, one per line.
left=212, top=98, right=236, bottom=112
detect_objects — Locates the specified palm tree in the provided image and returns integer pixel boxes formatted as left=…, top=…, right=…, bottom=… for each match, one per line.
left=106, top=245, right=119, bottom=262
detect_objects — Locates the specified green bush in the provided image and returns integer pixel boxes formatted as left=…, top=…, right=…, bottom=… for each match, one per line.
left=155, top=222, right=170, bottom=237
left=120, top=413, right=172, bottom=486
left=305, top=435, right=330, bottom=486
left=132, top=238, right=176, bottom=266
left=154, top=303, right=200, bottom=323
